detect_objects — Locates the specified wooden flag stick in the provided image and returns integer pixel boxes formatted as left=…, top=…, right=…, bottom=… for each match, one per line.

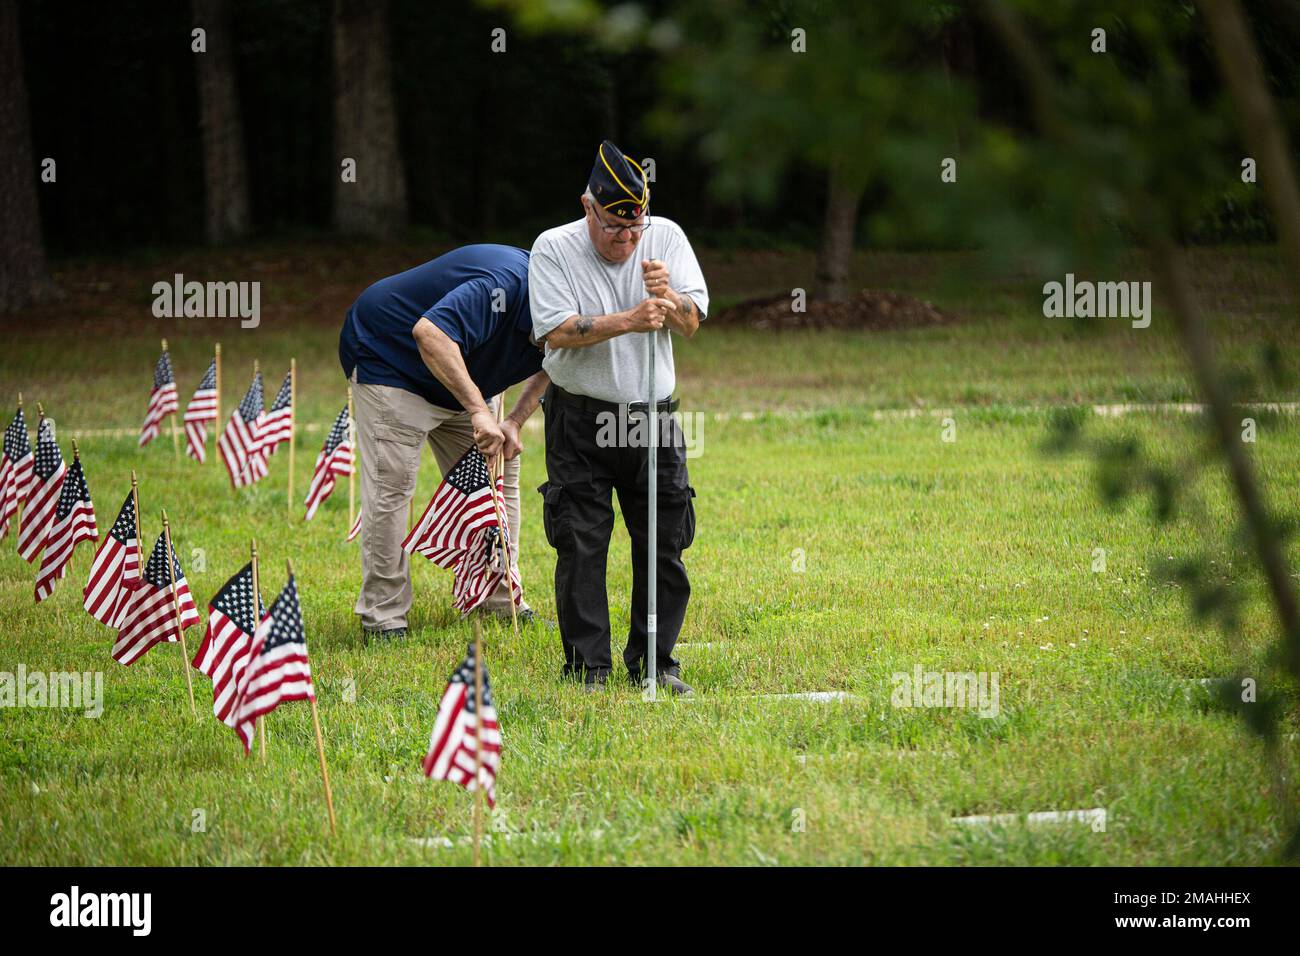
left=472, top=615, right=484, bottom=868
left=161, top=509, right=197, bottom=718
left=249, top=541, right=267, bottom=759
left=287, top=358, right=296, bottom=515
left=163, top=339, right=180, bottom=460
left=32, top=402, right=44, bottom=529
left=291, top=557, right=338, bottom=835
left=251, top=538, right=266, bottom=760
left=14, top=394, right=24, bottom=526
left=213, top=343, right=222, bottom=463
left=346, top=387, right=355, bottom=527
left=130, top=471, right=141, bottom=555
left=489, top=395, right=519, bottom=639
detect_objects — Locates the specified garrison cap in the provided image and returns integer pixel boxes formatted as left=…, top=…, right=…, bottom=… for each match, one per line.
left=588, top=140, right=649, bottom=218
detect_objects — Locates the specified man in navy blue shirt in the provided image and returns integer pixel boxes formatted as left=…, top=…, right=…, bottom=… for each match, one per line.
left=339, top=244, right=549, bottom=638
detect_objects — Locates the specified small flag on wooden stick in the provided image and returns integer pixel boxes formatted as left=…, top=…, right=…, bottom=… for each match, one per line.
left=35, top=442, right=98, bottom=603
left=423, top=633, right=500, bottom=809
left=192, top=560, right=264, bottom=726
left=139, top=345, right=179, bottom=448
left=184, top=356, right=219, bottom=462
left=18, top=414, right=65, bottom=563
left=0, top=400, right=34, bottom=541
left=304, top=404, right=353, bottom=521
left=219, top=368, right=265, bottom=488
left=84, top=478, right=143, bottom=627
left=111, top=529, right=199, bottom=667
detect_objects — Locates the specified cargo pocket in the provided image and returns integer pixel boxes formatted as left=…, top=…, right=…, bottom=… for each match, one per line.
left=372, top=420, right=424, bottom=493
left=538, top=481, right=571, bottom=552
left=672, top=485, right=697, bottom=551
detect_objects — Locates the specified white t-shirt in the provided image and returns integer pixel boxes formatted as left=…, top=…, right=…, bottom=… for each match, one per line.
left=528, top=216, right=709, bottom=404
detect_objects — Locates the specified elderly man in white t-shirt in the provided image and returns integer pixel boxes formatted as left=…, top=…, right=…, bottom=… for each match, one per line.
left=528, top=140, right=709, bottom=695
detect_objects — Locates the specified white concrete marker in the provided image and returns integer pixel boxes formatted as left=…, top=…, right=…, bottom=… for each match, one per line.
left=950, top=807, right=1107, bottom=833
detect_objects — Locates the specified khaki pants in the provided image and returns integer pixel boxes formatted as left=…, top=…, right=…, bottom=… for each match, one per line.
left=351, top=377, right=525, bottom=630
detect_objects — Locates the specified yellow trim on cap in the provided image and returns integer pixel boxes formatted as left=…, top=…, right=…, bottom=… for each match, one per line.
left=598, top=143, right=649, bottom=209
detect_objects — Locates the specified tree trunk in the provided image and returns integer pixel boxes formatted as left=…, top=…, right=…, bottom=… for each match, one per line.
left=193, top=0, right=251, bottom=243
left=332, top=0, right=407, bottom=238
left=814, top=163, right=862, bottom=302
left=1198, top=0, right=1300, bottom=305
left=0, top=0, right=57, bottom=313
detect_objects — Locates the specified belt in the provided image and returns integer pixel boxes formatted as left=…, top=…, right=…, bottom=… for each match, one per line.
left=549, top=385, right=679, bottom=415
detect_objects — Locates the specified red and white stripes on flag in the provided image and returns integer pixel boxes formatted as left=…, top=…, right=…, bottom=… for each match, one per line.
left=403, top=446, right=521, bottom=614
left=450, top=498, right=522, bottom=615
left=84, top=489, right=142, bottom=627
left=346, top=508, right=362, bottom=542
left=0, top=406, right=34, bottom=541
left=423, top=642, right=500, bottom=808
left=219, top=372, right=265, bottom=488
left=111, top=531, right=200, bottom=666
left=304, top=405, right=353, bottom=520
left=184, top=358, right=219, bottom=462
left=254, top=370, right=293, bottom=458
left=18, top=418, right=65, bottom=563
left=139, top=349, right=179, bottom=447
left=35, top=456, right=98, bottom=603
left=231, top=574, right=314, bottom=754
left=402, top=447, right=498, bottom=561
left=191, top=562, right=264, bottom=727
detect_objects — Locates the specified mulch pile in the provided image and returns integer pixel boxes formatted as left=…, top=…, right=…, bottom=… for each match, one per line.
left=713, top=289, right=955, bottom=331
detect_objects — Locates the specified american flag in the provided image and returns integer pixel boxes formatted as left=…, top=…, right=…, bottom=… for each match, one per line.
left=84, top=489, right=142, bottom=627
left=139, top=349, right=179, bottom=447
left=231, top=573, right=314, bottom=754
left=111, top=531, right=200, bottom=666
left=218, top=372, right=266, bottom=488
left=254, top=370, right=293, bottom=458
left=346, top=507, right=362, bottom=542
left=17, top=418, right=66, bottom=563
left=403, top=448, right=499, bottom=563
left=192, top=562, right=265, bottom=726
left=303, top=405, right=353, bottom=520
left=450, top=484, right=522, bottom=615
left=422, top=642, right=500, bottom=808
left=183, top=358, right=219, bottom=462
left=0, top=406, right=34, bottom=541
left=35, top=456, right=98, bottom=603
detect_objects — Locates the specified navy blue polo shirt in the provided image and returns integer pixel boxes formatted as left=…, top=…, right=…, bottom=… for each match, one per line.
left=338, top=244, right=542, bottom=409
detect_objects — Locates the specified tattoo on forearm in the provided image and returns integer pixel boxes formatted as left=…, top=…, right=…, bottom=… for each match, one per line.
left=575, top=316, right=594, bottom=337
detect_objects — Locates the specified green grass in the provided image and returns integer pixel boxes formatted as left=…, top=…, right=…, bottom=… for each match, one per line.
left=0, top=245, right=1297, bottom=865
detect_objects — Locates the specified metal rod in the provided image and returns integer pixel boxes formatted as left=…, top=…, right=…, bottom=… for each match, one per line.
left=646, top=329, right=657, bottom=701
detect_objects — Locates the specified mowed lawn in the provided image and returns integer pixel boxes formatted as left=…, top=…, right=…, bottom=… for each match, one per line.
left=0, top=243, right=1297, bottom=865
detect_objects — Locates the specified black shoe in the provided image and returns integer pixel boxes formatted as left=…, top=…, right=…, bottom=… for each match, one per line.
left=583, top=673, right=608, bottom=694
left=364, top=626, right=407, bottom=642
left=628, top=666, right=694, bottom=697
left=656, top=671, right=695, bottom=697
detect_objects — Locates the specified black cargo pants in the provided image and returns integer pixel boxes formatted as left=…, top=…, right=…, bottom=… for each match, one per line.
left=538, top=384, right=697, bottom=683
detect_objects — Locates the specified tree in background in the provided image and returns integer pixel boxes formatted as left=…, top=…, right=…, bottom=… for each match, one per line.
left=332, top=0, right=408, bottom=238
left=193, top=0, right=251, bottom=243
left=0, top=0, right=56, bottom=313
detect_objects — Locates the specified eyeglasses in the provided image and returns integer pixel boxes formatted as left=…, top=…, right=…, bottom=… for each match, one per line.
left=591, top=202, right=652, bottom=234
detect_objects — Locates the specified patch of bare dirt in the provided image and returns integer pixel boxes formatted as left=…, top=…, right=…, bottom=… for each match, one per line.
left=713, top=289, right=956, bottom=331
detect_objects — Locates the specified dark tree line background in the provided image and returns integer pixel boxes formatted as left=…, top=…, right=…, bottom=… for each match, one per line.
left=2, top=0, right=1297, bottom=314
